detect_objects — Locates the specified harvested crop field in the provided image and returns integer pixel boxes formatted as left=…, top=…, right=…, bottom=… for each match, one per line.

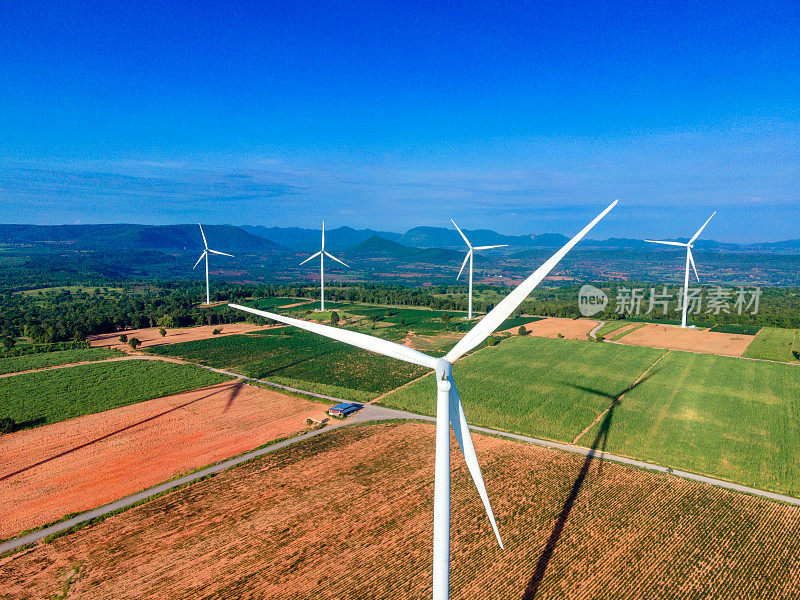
left=4, top=421, right=800, bottom=599
left=0, top=382, right=327, bottom=538
left=512, top=317, right=599, bottom=339
left=88, top=323, right=272, bottom=350
left=614, top=322, right=755, bottom=356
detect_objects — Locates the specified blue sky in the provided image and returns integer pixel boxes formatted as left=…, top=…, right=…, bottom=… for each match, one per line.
left=0, top=1, right=798, bottom=242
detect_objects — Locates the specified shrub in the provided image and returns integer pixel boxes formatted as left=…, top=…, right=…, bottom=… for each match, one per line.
left=517, top=326, right=527, bottom=336
left=793, top=351, right=800, bottom=360
left=558, top=333, right=564, bottom=339
left=330, top=311, right=339, bottom=326
left=128, top=337, right=142, bottom=350
left=159, top=328, right=167, bottom=337
left=119, top=334, right=128, bottom=343
left=212, top=328, right=222, bottom=335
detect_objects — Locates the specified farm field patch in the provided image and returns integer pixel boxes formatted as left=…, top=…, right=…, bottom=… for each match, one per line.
left=88, top=323, right=271, bottom=351
left=510, top=317, right=599, bottom=339
left=0, top=347, right=124, bottom=376
left=614, top=322, right=755, bottom=356
left=743, top=326, right=798, bottom=362
left=147, top=330, right=428, bottom=402
left=0, top=360, right=230, bottom=429
left=3, top=422, right=800, bottom=599
left=594, top=320, right=628, bottom=338
left=582, top=349, right=800, bottom=496
left=381, top=336, right=665, bottom=441
left=0, top=382, right=326, bottom=538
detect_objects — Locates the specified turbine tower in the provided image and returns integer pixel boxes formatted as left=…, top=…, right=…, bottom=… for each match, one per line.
left=300, top=221, right=349, bottom=311
left=645, top=211, right=716, bottom=328
left=230, top=200, right=618, bottom=600
left=193, top=223, right=234, bottom=305
left=451, top=220, right=507, bottom=319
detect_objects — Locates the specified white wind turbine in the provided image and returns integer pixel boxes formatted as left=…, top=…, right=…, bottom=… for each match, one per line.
left=193, top=223, right=234, bottom=305
left=300, top=220, right=349, bottom=311
left=645, top=211, right=716, bottom=328
left=230, top=200, right=617, bottom=600
left=451, top=219, right=507, bottom=319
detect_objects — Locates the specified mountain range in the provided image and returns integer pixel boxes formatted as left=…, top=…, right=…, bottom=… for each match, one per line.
left=2, top=223, right=800, bottom=254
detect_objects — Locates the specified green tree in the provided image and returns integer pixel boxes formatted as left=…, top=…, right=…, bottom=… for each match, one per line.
left=517, top=326, right=527, bottom=336
left=330, top=311, right=340, bottom=326
left=159, top=327, right=167, bottom=337
left=128, top=337, right=141, bottom=350
left=119, top=334, right=128, bottom=343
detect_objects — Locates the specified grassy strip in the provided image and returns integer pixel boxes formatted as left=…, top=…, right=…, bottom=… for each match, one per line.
left=611, top=322, right=646, bottom=341
left=0, top=347, right=125, bottom=375
left=595, top=320, right=628, bottom=338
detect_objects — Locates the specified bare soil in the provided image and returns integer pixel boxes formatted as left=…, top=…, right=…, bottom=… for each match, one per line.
left=509, top=317, right=600, bottom=340
left=615, top=323, right=755, bottom=356
left=88, top=323, right=271, bottom=351
left=3, top=422, right=799, bottom=599
left=0, top=382, right=326, bottom=538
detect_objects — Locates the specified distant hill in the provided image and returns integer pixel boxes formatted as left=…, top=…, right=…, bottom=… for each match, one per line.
left=398, top=226, right=547, bottom=248
left=243, top=225, right=401, bottom=250
left=0, top=224, right=281, bottom=253
left=351, top=235, right=463, bottom=263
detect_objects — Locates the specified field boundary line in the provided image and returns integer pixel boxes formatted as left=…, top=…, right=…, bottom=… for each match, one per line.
left=0, top=355, right=175, bottom=378
left=571, top=350, right=671, bottom=445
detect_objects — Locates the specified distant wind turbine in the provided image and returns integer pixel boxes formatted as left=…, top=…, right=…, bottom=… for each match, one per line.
left=451, top=220, right=507, bottom=319
left=645, top=212, right=716, bottom=328
left=230, top=200, right=618, bottom=600
left=300, top=221, right=349, bottom=311
left=193, top=224, right=234, bottom=305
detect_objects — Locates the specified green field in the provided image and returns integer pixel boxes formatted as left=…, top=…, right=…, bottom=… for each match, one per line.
left=583, top=349, right=800, bottom=496
left=0, top=347, right=124, bottom=375
left=147, top=331, right=428, bottom=402
left=381, top=336, right=665, bottom=441
left=0, top=360, right=231, bottom=429
left=743, top=327, right=798, bottom=362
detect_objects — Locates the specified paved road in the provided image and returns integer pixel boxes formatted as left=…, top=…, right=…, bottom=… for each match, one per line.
left=588, top=320, right=606, bottom=340
left=4, top=402, right=799, bottom=555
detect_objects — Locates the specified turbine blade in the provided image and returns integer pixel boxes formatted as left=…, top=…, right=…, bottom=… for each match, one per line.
left=457, top=251, right=471, bottom=280
left=451, top=219, right=471, bottom=248
left=324, top=251, right=349, bottom=268
left=449, top=375, right=503, bottom=549
left=472, top=244, right=508, bottom=251
left=192, top=251, right=207, bottom=269
left=229, top=304, right=438, bottom=369
left=445, top=200, right=618, bottom=363
left=321, top=220, right=325, bottom=251
left=208, top=249, right=234, bottom=257
left=644, top=240, right=687, bottom=247
left=299, top=251, right=322, bottom=266
left=688, top=211, right=716, bottom=244
left=688, top=247, right=700, bottom=282
left=198, top=223, right=208, bottom=249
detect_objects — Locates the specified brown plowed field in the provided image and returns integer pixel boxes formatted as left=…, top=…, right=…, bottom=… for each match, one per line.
left=615, top=323, right=755, bottom=356
left=3, top=422, right=800, bottom=599
left=88, top=323, right=271, bottom=351
left=0, top=383, right=326, bottom=539
left=509, top=317, right=599, bottom=340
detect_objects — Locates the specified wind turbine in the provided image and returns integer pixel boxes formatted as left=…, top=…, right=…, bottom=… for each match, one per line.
left=645, top=212, right=716, bottom=328
left=230, top=200, right=617, bottom=599
left=451, top=220, right=507, bottom=319
left=299, top=221, right=349, bottom=311
left=192, top=223, right=234, bottom=305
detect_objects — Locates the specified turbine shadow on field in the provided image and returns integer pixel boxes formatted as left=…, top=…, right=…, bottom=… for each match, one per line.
left=0, top=382, right=242, bottom=483
left=520, top=375, right=650, bottom=599
left=224, top=381, right=245, bottom=412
